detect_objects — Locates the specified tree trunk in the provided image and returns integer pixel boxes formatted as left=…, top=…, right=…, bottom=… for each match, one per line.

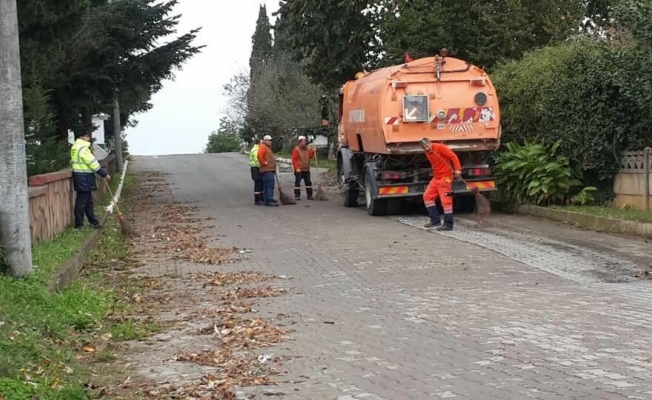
left=0, top=0, right=33, bottom=277
left=81, top=107, right=93, bottom=137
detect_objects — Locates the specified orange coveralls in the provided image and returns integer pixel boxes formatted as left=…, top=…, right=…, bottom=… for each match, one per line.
left=423, top=143, right=462, bottom=214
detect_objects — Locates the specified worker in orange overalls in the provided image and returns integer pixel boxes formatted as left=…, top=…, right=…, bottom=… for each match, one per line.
left=291, top=136, right=316, bottom=201
left=420, top=138, right=462, bottom=231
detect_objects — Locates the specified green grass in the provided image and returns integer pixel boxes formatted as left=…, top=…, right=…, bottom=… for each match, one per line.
left=0, top=172, right=141, bottom=399
left=550, top=205, right=652, bottom=223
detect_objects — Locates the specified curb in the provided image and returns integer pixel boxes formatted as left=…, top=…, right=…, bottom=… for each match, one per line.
left=48, top=213, right=110, bottom=292
left=492, top=200, right=652, bottom=240
left=48, top=161, right=129, bottom=292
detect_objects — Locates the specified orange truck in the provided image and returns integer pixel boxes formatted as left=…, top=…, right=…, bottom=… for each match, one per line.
left=336, top=51, right=501, bottom=215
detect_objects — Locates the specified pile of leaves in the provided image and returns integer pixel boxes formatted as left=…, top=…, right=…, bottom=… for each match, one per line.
left=192, top=271, right=274, bottom=287
left=221, top=287, right=287, bottom=301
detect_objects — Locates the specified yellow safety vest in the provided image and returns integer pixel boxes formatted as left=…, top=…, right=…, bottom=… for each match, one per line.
left=249, top=144, right=260, bottom=167
left=70, top=139, right=100, bottom=173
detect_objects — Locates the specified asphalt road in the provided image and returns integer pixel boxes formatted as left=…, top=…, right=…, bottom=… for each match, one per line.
left=129, top=153, right=652, bottom=400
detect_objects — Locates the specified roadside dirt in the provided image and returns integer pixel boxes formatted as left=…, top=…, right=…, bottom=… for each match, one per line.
left=96, top=167, right=295, bottom=399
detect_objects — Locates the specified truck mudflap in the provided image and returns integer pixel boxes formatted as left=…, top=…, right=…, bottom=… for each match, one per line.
left=375, top=177, right=497, bottom=198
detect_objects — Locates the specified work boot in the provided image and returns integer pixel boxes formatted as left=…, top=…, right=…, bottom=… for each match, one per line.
left=436, top=213, right=454, bottom=231
left=294, top=189, right=301, bottom=201
left=424, top=206, right=441, bottom=228
left=306, top=188, right=314, bottom=200
left=255, top=194, right=264, bottom=205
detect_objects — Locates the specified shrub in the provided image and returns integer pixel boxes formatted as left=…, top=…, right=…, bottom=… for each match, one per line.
left=204, top=131, right=242, bottom=154
left=491, top=33, right=652, bottom=202
left=494, top=141, right=596, bottom=206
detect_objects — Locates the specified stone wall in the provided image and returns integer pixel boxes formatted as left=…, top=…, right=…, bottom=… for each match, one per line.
left=613, top=150, right=652, bottom=210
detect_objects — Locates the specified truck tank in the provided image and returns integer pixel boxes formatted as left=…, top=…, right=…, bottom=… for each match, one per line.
left=336, top=52, right=502, bottom=215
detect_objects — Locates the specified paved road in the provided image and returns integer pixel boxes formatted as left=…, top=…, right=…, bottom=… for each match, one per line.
left=132, top=153, right=652, bottom=400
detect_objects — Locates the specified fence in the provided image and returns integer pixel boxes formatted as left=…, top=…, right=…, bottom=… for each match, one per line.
left=613, top=148, right=652, bottom=210
left=27, top=155, right=117, bottom=245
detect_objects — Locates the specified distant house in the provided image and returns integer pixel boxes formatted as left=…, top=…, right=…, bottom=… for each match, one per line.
left=67, top=113, right=111, bottom=160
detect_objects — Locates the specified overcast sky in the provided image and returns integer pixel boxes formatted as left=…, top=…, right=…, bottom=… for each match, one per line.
left=126, top=1, right=279, bottom=156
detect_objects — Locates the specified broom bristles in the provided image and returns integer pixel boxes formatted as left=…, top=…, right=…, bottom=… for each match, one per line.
left=474, top=191, right=492, bottom=220
left=278, top=188, right=296, bottom=205
left=315, top=183, right=327, bottom=201
left=117, top=213, right=135, bottom=237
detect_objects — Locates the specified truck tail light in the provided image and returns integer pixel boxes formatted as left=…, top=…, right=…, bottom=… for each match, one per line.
left=470, top=78, right=486, bottom=87
left=382, top=171, right=405, bottom=180
left=467, top=167, right=491, bottom=177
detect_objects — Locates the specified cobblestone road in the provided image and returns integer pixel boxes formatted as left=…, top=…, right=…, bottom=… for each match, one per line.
left=132, top=153, right=652, bottom=400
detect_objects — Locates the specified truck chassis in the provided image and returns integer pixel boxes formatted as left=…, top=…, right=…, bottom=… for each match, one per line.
left=337, top=146, right=497, bottom=216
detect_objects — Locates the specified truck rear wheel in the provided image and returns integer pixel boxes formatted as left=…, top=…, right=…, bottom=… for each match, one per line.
left=386, top=198, right=403, bottom=215
left=365, top=168, right=386, bottom=216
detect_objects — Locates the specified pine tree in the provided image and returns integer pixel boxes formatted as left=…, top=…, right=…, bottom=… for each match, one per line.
left=249, top=5, right=273, bottom=76
left=273, top=0, right=376, bottom=89
left=247, top=5, right=274, bottom=137
left=17, top=0, right=204, bottom=143
left=22, top=79, right=69, bottom=177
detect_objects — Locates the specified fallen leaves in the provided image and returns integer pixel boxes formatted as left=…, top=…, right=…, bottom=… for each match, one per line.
left=176, top=349, right=281, bottom=390
left=177, top=244, right=238, bottom=265
left=199, top=317, right=290, bottom=350
left=192, top=271, right=275, bottom=287
left=109, top=170, right=294, bottom=397
left=221, top=287, right=287, bottom=301
left=82, top=345, right=96, bottom=353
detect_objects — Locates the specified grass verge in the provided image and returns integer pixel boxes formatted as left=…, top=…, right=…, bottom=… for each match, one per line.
left=276, top=152, right=337, bottom=172
left=549, top=205, right=652, bottom=223
left=0, top=172, right=146, bottom=400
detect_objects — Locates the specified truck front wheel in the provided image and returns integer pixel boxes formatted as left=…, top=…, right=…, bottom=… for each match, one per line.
left=365, top=168, right=386, bottom=216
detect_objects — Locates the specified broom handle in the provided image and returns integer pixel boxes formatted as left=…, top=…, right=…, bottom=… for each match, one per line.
left=104, top=179, right=122, bottom=215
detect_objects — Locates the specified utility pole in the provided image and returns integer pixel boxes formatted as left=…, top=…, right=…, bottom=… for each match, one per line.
left=0, top=0, right=33, bottom=277
left=113, top=97, right=123, bottom=172
left=108, top=0, right=123, bottom=173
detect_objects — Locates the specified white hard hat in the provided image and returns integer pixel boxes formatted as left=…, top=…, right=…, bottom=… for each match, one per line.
left=263, top=135, right=272, bottom=140
left=298, top=135, right=307, bottom=142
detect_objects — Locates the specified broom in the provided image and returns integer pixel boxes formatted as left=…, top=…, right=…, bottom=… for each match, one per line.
left=105, top=180, right=135, bottom=237
left=274, top=174, right=296, bottom=205
left=313, top=148, right=327, bottom=201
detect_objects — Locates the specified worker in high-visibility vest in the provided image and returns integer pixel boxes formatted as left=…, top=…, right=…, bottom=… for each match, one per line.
left=250, top=139, right=264, bottom=205
left=71, top=131, right=111, bottom=229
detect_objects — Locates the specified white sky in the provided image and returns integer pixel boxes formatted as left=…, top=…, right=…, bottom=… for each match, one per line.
left=126, top=0, right=279, bottom=156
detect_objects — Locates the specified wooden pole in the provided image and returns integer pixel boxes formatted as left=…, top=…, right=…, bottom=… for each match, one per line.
left=645, top=147, right=651, bottom=211
left=0, top=0, right=33, bottom=277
